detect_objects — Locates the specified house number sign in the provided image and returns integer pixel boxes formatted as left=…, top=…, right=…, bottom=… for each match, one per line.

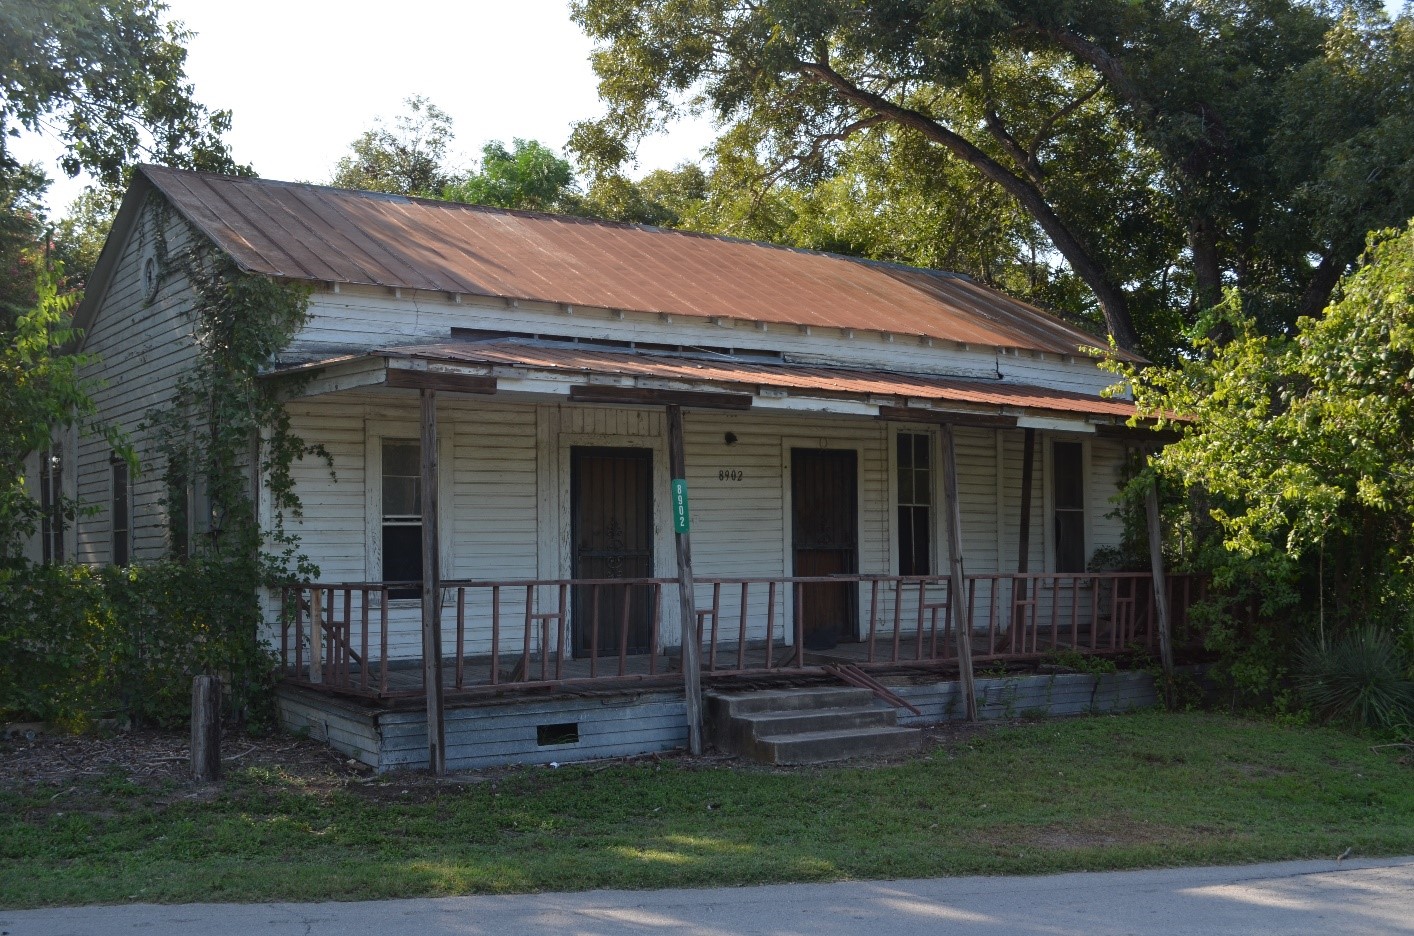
left=671, top=478, right=691, bottom=533
left=718, top=469, right=744, bottom=481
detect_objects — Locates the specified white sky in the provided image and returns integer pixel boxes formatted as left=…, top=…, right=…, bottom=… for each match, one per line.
left=13, top=0, right=717, bottom=215
left=12, top=0, right=1409, bottom=217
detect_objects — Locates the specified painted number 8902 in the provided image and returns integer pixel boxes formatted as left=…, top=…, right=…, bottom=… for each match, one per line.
left=718, top=469, right=744, bottom=481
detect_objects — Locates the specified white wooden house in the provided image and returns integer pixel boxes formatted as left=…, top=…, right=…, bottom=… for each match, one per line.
left=58, top=165, right=1192, bottom=770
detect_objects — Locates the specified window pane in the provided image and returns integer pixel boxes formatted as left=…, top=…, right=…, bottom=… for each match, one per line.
left=382, top=440, right=422, bottom=517
left=912, top=467, right=931, bottom=505
left=112, top=461, right=129, bottom=566
left=897, top=433, right=913, bottom=469
left=382, top=440, right=420, bottom=477
left=1055, top=510, right=1086, bottom=573
left=910, top=506, right=931, bottom=575
left=898, top=506, right=916, bottom=575
left=1053, top=441, right=1084, bottom=509
left=897, top=465, right=914, bottom=504
left=913, top=433, right=930, bottom=469
left=383, top=523, right=423, bottom=598
left=382, top=476, right=421, bottom=517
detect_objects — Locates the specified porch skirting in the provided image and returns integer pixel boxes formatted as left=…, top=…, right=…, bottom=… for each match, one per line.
left=276, top=671, right=1160, bottom=772
left=276, top=683, right=688, bottom=772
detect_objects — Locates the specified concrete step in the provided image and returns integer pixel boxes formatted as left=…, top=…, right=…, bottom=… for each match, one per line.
left=705, top=687, right=875, bottom=719
left=751, top=725, right=923, bottom=765
left=720, top=704, right=898, bottom=755
left=736, top=705, right=897, bottom=737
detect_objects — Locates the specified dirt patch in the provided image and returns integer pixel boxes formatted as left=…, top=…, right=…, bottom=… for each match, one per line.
left=0, top=727, right=367, bottom=791
left=0, top=715, right=1027, bottom=806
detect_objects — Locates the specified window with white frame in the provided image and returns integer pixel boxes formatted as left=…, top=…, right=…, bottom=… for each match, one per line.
left=896, top=431, right=933, bottom=576
left=381, top=439, right=423, bottom=599
left=111, top=456, right=130, bottom=566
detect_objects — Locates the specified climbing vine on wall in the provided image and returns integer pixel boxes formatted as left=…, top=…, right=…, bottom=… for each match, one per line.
left=146, top=233, right=330, bottom=722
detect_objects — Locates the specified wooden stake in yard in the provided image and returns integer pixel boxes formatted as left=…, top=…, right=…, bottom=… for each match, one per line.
left=666, top=405, right=704, bottom=755
left=940, top=424, right=978, bottom=721
left=420, top=389, right=447, bottom=775
left=190, top=675, right=222, bottom=781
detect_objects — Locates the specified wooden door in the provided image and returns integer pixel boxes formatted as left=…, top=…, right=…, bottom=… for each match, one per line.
left=791, top=448, right=858, bottom=649
left=571, top=447, right=654, bottom=657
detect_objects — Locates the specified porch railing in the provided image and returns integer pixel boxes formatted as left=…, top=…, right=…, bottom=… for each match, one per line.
left=278, top=572, right=1206, bottom=699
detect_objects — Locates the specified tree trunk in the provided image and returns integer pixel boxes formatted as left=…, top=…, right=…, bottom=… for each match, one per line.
left=1188, top=218, right=1224, bottom=312
left=1295, top=252, right=1345, bottom=321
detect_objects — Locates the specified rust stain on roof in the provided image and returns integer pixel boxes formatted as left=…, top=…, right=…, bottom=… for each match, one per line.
left=373, top=341, right=1136, bottom=419
left=139, top=165, right=1141, bottom=362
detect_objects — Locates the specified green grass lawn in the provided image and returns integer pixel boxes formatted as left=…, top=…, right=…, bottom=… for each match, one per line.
left=2, top=710, right=1411, bottom=908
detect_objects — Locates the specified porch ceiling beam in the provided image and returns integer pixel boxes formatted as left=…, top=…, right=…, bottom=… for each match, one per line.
left=569, top=385, right=752, bottom=410
left=877, top=406, right=1018, bottom=429
left=385, top=369, right=498, bottom=395
left=1015, top=414, right=1095, bottom=433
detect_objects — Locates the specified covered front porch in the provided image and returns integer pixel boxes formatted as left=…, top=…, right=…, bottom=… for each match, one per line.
left=266, top=338, right=1189, bottom=769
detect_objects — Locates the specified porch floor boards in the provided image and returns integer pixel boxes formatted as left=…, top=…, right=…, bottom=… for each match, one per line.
left=309, top=628, right=1124, bottom=699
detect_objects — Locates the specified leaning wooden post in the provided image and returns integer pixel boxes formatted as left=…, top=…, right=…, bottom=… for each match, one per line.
left=420, top=389, right=447, bottom=775
left=191, top=675, right=222, bottom=781
left=1144, top=476, right=1175, bottom=707
left=940, top=424, right=978, bottom=721
left=666, top=405, right=704, bottom=755
left=1008, top=427, right=1036, bottom=651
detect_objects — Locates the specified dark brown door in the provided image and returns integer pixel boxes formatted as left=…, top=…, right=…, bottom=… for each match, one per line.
left=791, top=448, right=858, bottom=649
left=571, top=447, right=654, bottom=657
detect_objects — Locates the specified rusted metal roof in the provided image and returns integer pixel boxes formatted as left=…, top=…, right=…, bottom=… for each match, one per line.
left=372, top=341, right=1136, bottom=418
left=136, top=165, right=1141, bottom=362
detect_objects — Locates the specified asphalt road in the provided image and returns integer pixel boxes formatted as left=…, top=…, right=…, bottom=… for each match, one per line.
left=3, top=857, right=1412, bottom=936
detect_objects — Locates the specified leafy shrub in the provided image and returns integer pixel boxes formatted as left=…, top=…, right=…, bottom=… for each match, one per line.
left=1295, top=627, right=1414, bottom=732
left=0, top=559, right=276, bottom=730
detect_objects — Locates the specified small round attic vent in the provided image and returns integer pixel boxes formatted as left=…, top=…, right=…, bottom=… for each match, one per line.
left=142, top=254, right=159, bottom=302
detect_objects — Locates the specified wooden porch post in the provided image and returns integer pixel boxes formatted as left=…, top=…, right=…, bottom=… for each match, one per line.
left=420, top=389, right=447, bottom=774
left=1144, top=476, right=1175, bottom=707
left=666, top=405, right=704, bottom=755
left=940, top=424, right=978, bottom=721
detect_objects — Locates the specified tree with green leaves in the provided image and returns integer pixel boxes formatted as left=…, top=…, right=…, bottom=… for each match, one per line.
left=1116, top=221, right=1414, bottom=717
left=329, top=96, right=457, bottom=197
left=444, top=139, right=581, bottom=212
left=1, top=0, right=238, bottom=188
left=571, top=0, right=1414, bottom=356
left=0, top=260, right=123, bottom=562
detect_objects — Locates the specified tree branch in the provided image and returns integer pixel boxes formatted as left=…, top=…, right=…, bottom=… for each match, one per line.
left=795, top=59, right=1140, bottom=351
left=980, top=63, right=1044, bottom=186
left=1029, top=78, right=1105, bottom=160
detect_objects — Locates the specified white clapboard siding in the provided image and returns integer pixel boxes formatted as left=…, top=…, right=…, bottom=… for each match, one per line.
left=289, top=288, right=1006, bottom=379
left=997, top=349, right=1129, bottom=397
left=1087, top=435, right=1129, bottom=553
left=74, top=200, right=204, bottom=565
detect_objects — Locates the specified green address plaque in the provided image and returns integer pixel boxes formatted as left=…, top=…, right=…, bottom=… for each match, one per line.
left=671, top=478, right=691, bottom=533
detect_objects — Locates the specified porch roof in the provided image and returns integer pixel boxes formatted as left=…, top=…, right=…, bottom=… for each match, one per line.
left=280, top=339, right=1141, bottom=422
